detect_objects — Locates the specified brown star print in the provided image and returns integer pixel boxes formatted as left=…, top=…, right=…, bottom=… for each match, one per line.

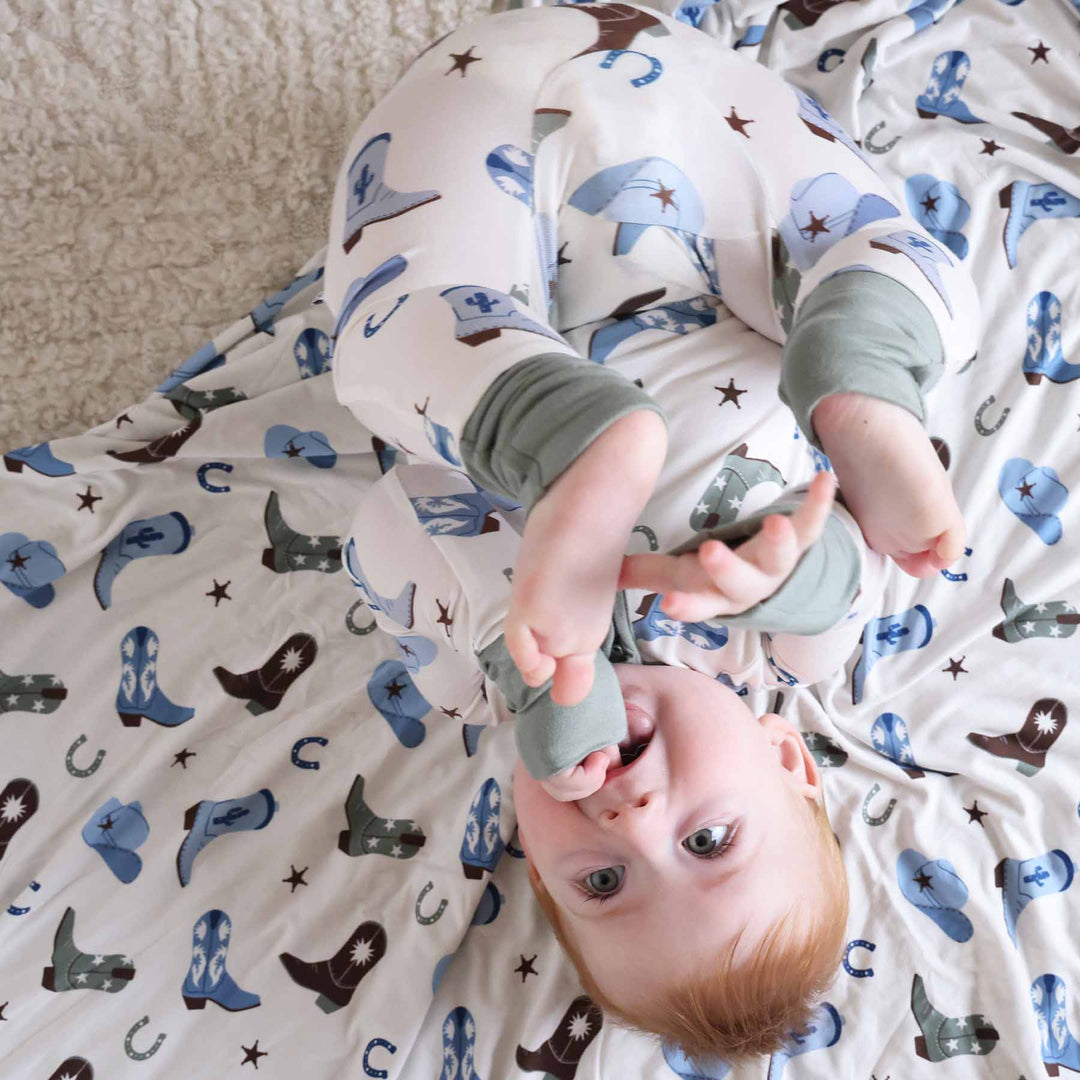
left=515, top=954, right=539, bottom=982
left=447, top=46, right=482, bottom=76
left=383, top=677, right=406, bottom=701
left=979, top=139, right=1003, bottom=156
left=241, top=1041, right=268, bottom=1069
left=435, top=598, right=454, bottom=638
left=943, top=656, right=968, bottom=680
left=1017, top=480, right=1035, bottom=499
left=440, top=705, right=462, bottom=719
left=282, top=865, right=309, bottom=893
left=725, top=107, right=754, bottom=138
left=1029, top=41, right=1050, bottom=63
left=172, top=748, right=196, bottom=769
left=650, top=181, right=678, bottom=211
left=206, top=580, right=232, bottom=606
left=717, top=377, right=747, bottom=409
left=921, top=193, right=939, bottom=213
left=964, top=801, right=988, bottom=826
left=802, top=211, right=830, bottom=238
left=77, top=487, right=102, bottom=512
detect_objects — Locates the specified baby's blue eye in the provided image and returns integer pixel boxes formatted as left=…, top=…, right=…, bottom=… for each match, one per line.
left=577, top=825, right=735, bottom=902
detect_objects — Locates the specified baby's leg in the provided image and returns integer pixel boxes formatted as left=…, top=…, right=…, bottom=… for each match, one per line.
left=325, top=6, right=664, bottom=515
left=687, top=51, right=980, bottom=575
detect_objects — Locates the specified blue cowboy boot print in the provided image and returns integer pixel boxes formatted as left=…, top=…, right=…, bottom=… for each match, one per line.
left=916, top=51, right=983, bottom=123
left=1000, top=182, right=1080, bottom=269
left=293, top=327, right=331, bottom=378
left=410, top=492, right=501, bottom=537
left=869, top=230, right=955, bottom=315
left=852, top=605, right=934, bottom=705
left=460, top=778, right=504, bottom=879
left=344, top=537, right=417, bottom=628
left=632, top=592, right=730, bottom=650
left=1024, top=292, right=1080, bottom=384
left=587, top=295, right=720, bottom=363
left=440, top=285, right=565, bottom=349
left=343, top=133, right=441, bottom=253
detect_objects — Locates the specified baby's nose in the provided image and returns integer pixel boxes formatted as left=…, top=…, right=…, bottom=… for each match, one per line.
left=599, top=790, right=657, bottom=825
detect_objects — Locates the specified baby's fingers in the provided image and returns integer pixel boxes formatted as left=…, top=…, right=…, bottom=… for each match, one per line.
left=788, top=470, right=838, bottom=548
left=504, top=618, right=555, bottom=688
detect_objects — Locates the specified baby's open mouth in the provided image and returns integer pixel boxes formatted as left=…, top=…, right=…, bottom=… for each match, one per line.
left=616, top=705, right=654, bottom=767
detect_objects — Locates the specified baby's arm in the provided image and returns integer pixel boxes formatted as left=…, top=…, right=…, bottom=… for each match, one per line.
left=619, top=469, right=882, bottom=687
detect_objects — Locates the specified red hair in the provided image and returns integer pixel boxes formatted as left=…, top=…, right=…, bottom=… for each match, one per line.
left=524, top=794, right=848, bottom=1067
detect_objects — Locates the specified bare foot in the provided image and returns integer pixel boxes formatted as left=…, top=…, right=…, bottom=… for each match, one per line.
left=811, top=392, right=965, bottom=578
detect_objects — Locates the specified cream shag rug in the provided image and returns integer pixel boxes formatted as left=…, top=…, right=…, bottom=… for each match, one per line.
left=0, top=0, right=490, bottom=450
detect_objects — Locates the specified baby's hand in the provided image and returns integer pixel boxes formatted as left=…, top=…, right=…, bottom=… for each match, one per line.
left=617, top=470, right=838, bottom=622
left=538, top=746, right=620, bottom=801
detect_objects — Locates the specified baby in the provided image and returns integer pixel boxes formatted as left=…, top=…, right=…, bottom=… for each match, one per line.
left=509, top=400, right=960, bottom=1065
left=324, top=0, right=979, bottom=1069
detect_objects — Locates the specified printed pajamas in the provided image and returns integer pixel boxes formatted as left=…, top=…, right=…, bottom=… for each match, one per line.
left=323, top=1, right=980, bottom=772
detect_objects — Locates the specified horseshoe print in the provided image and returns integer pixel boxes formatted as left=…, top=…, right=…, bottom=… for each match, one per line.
left=363, top=1037, right=398, bottom=1078
left=346, top=598, right=378, bottom=635
left=415, top=881, right=448, bottom=925
left=862, top=783, right=897, bottom=826
left=817, top=47, right=845, bottom=72
left=66, top=734, right=106, bottom=778
left=843, top=939, right=876, bottom=978
left=862, top=120, right=901, bottom=154
left=975, top=394, right=1010, bottom=436
left=291, top=736, right=329, bottom=770
left=599, top=49, right=663, bottom=87
left=6, top=879, right=42, bottom=916
left=363, top=295, right=409, bottom=339
left=125, top=1016, right=167, bottom=1060
left=941, top=547, right=972, bottom=583
left=196, top=461, right=233, bottom=493
left=631, top=524, right=659, bottom=551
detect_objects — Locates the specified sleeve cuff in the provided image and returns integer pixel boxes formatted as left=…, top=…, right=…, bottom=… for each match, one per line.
left=475, top=633, right=629, bottom=781
left=779, top=270, right=945, bottom=452
left=460, top=352, right=668, bottom=512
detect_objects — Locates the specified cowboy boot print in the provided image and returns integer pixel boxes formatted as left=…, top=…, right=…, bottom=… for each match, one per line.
left=213, top=632, right=317, bottom=715
left=0, top=668, right=67, bottom=714
left=261, top=491, right=343, bottom=574
left=279, top=920, right=387, bottom=1013
left=911, top=974, right=999, bottom=1060
left=42, top=907, right=136, bottom=993
left=968, top=698, right=1067, bottom=775
left=338, top=774, right=426, bottom=858
left=517, top=994, right=603, bottom=1080
left=0, top=777, right=39, bottom=862
left=106, top=413, right=203, bottom=465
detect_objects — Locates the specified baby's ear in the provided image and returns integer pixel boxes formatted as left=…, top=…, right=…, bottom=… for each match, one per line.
left=759, top=712, right=821, bottom=799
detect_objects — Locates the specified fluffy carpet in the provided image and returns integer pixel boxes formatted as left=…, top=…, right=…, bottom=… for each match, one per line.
left=0, top=0, right=489, bottom=451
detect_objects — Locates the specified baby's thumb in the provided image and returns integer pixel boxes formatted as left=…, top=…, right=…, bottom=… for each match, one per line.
left=549, top=654, right=596, bottom=708
left=505, top=620, right=555, bottom=687
left=931, top=524, right=965, bottom=569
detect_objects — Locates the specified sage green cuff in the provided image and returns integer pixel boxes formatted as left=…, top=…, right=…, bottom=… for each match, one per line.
left=666, top=492, right=861, bottom=635
left=460, top=352, right=668, bottom=512
left=778, top=270, right=945, bottom=453
left=476, top=631, right=629, bottom=781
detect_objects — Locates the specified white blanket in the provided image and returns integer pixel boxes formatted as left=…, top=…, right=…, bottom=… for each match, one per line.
left=2, top=0, right=1079, bottom=1077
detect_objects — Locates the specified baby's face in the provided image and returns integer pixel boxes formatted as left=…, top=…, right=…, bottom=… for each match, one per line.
left=513, top=663, right=824, bottom=1003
